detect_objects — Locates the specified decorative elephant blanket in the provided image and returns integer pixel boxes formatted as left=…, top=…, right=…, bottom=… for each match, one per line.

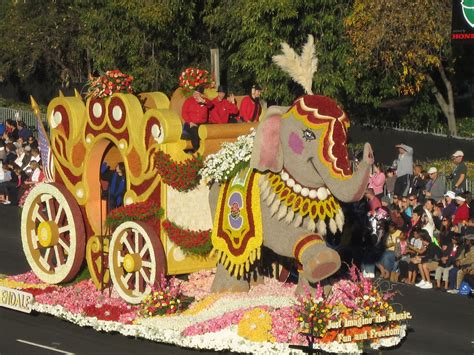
left=211, top=167, right=263, bottom=277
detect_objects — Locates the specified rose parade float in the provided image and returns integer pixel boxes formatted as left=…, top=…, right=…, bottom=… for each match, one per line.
left=0, top=36, right=411, bottom=354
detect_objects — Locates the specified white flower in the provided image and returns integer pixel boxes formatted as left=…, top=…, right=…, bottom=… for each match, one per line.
left=200, top=130, right=256, bottom=184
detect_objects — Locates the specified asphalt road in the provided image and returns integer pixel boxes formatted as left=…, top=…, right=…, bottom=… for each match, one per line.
left=0, top=205, right=473, bottom=354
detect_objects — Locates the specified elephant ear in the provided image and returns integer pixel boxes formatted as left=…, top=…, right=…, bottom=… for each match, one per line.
left=250, top=114, right=283, bottom=173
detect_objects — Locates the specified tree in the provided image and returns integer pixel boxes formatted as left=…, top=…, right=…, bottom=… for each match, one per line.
left=76, top=0, right=210, bottom=94
left=0, top=1, right=84, bottom=89
left=204, top=0, right=357, bottom=105
left=345, top=0, right=457, bottom=135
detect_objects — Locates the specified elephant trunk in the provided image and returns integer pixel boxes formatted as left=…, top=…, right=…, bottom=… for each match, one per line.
left=312, top=143, right=373, bottom=203
left=294, top=234, right=341, bottom=283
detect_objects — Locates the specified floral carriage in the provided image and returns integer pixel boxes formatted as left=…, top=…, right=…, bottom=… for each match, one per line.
left=20, top=88, right=257, bottom=304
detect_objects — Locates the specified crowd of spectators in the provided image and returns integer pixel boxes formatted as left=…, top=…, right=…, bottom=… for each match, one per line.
left=0, top=118, right=44, bottom=205
left=360, top=143, right=473, bottom=295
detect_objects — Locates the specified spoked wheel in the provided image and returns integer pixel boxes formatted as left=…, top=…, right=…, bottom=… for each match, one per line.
left=21, top=183, right=85, bottom=284
left=108, top=221, right=165, bottom=304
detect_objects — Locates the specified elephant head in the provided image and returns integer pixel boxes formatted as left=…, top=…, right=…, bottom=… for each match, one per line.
left=250, top=94, right=373, bottom=235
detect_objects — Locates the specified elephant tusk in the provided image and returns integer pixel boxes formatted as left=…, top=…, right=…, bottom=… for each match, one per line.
left=270, top=198, right=281, bottom=216
left=277, top=204, right=288, bottom=220
left=329, top=218, right=337, bottom=234
left=266, top=191, right=276, bottom=206
left=261, top=184, right=271, bottom=200
left=285, top=209, right=295, bottom=224
left=294, top=214, right=303, bottom=228
left=307, top=219, right=316, bottom=232
left=335, top=210, right=344, bottom=232
left=317, top=219, right=327, bottom=236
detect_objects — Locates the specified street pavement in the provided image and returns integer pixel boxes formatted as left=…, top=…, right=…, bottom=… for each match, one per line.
left=0, top=205, right=473, bottom=354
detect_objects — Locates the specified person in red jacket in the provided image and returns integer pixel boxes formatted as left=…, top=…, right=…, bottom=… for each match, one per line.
left=453, top=195, right=470, bottom=226
left=239, top=84, right=262, bottom=122
left=181, top=86, right=213, bottom=152
left=209, top=86, right=239, bottom=124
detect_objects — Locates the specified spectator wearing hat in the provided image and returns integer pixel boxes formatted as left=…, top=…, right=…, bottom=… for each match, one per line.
left=181, top=85, right=214, bottom=151
left=209, top=86, right=239, bottom=124
left=442, top=191, right=457, bottom=220
left=453, top=195, right=469, bottom=226
left=393, top=143, right=413, bottom=197
left=450, top=150, right=467, bottom=194
left=239, top=84, right=262, bottom=122
left=423, top=167, right=445, bottom=202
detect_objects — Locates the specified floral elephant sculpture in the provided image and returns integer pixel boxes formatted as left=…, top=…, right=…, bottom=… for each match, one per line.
left=209, top=94, right=373, bottom=293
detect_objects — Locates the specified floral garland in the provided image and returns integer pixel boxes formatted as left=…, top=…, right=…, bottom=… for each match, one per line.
left=86, top=69, right=134, bottom=98
left=200, top=130, right=255, bottom=184
left=105, top=200, right=163, bottom=232
left=155, top=150, right=203, bottom=192
left=139, top=274, right=194, bottom=317
left=162, top=219, right=212, bottom=257
left=3, top=269, right=407, bottom=354
left=178, top=67, right=215, bottom=97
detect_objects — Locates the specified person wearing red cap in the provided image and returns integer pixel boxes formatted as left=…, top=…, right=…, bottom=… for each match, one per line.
left=209, top=86, right=239, bottom=124
left=181, top=86, right=213, bottom=151
left=451, top=150, right=467, bottom=193
left=239, top=84, right=262, bottom=122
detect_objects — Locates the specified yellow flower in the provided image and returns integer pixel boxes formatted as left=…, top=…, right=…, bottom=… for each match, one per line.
left=238, top=308, right=274, bottom=343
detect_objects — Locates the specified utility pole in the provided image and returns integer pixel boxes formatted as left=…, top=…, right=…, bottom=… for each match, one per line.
left=210, top=48, right=220, bottom=87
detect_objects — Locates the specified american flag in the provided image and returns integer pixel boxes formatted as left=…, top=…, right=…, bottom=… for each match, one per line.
left=37, top=115, right=55, bottom=183
left=31, top=96, right=55, bottom=182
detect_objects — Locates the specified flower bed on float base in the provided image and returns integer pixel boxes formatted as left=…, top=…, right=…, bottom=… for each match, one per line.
left=0, top=268, right=409, bottom=354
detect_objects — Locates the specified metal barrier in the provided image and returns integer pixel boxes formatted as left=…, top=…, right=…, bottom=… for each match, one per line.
left=0, top=107, right=48, bottom=135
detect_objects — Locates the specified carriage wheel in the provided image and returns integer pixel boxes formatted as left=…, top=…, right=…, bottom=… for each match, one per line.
left=108, top=221, right=165, bottom=304
left=21, top=183, right=85, bottom=284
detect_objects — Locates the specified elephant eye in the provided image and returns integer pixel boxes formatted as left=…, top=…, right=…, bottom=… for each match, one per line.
left=302, top=129, right=316, bottom=141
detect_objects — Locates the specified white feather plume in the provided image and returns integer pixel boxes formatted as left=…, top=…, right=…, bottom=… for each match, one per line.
left=272, top=34, right=318, bottom=95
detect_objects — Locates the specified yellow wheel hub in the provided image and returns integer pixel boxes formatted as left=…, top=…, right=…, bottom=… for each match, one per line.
left=123, top=253, right=142, bottom=273
left=37, top=221, right=59, bottom=248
